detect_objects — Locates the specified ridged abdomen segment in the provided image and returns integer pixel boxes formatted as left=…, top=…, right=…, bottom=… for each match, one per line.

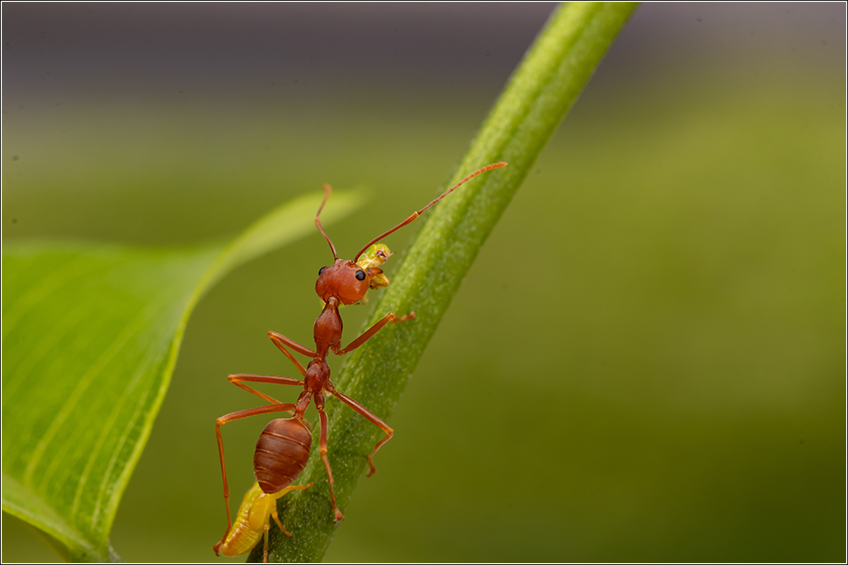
left=254, top=418, right=312, bottom=494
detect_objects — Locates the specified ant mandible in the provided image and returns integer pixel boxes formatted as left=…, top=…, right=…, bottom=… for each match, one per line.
left=214, top=161, right=508, bottom=527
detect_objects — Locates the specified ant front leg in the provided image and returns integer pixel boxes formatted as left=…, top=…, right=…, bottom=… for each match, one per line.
left=330, top=388, right=394, bottom=477
left=333, top=311, right=416, bottom=355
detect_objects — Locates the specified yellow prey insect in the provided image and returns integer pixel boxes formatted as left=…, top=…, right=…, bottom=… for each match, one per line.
left=213, top=481, right=313, bottom=563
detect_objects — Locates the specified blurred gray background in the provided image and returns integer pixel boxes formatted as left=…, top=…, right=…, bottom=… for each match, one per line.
left=3, top=2, right=845, bottom=562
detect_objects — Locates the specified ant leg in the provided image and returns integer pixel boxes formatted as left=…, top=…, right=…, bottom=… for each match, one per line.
left=215, top=403, right=297, bottom=536
left=268, top=331, right=316, bottom=362
left=315, top=394, right=345, bottom=522
left=227, top=373, right=304, bottom=406
left=334, top=311, right=416, bottom=355
left=330, top=388, right=394, bottom=477
left=212, top=530, right=228, bottom=557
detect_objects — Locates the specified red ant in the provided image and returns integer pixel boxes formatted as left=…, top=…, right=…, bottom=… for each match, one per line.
left=213, top=162, right=508, bottom=542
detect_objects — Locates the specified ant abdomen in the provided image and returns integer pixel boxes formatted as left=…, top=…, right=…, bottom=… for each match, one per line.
left=254, top=418, right=312, bottom=493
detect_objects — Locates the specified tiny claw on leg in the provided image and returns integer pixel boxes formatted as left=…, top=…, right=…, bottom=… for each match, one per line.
left=334, top=507, right=345, bottom=522
left=367, top=455, right=377, bottom=477
left=394, top=311, right=416, bottom=323
left=213, top=525, right=229, bottom=556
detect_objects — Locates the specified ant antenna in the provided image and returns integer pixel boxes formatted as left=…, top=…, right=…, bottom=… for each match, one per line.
left=353, top=162, right=508, bottom=262
left=315, top=184, right=339, bottom=261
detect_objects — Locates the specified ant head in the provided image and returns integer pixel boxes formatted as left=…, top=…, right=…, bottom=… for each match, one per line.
left=312, top=163, right=507, bottom=305
left=315, top=259, right=371, bottom=305
left=316, top=245, right=394, bottom=305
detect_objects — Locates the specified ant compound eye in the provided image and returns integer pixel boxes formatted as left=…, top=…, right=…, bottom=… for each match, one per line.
left=355, top=269, right=366, bottom=281
left=319, top=266, right=327, bottom=276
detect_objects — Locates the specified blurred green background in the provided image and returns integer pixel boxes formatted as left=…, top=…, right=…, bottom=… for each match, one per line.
left=3, top=3, right=845, bottom=562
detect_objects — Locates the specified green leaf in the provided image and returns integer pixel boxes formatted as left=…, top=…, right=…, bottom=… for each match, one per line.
left=2, top=190, right=363, bottom=562
left=263, top=3, right=639, bottom=562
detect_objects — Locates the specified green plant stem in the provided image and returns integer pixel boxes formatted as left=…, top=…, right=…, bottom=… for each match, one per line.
left=261, top=3, right=639, bottom=562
